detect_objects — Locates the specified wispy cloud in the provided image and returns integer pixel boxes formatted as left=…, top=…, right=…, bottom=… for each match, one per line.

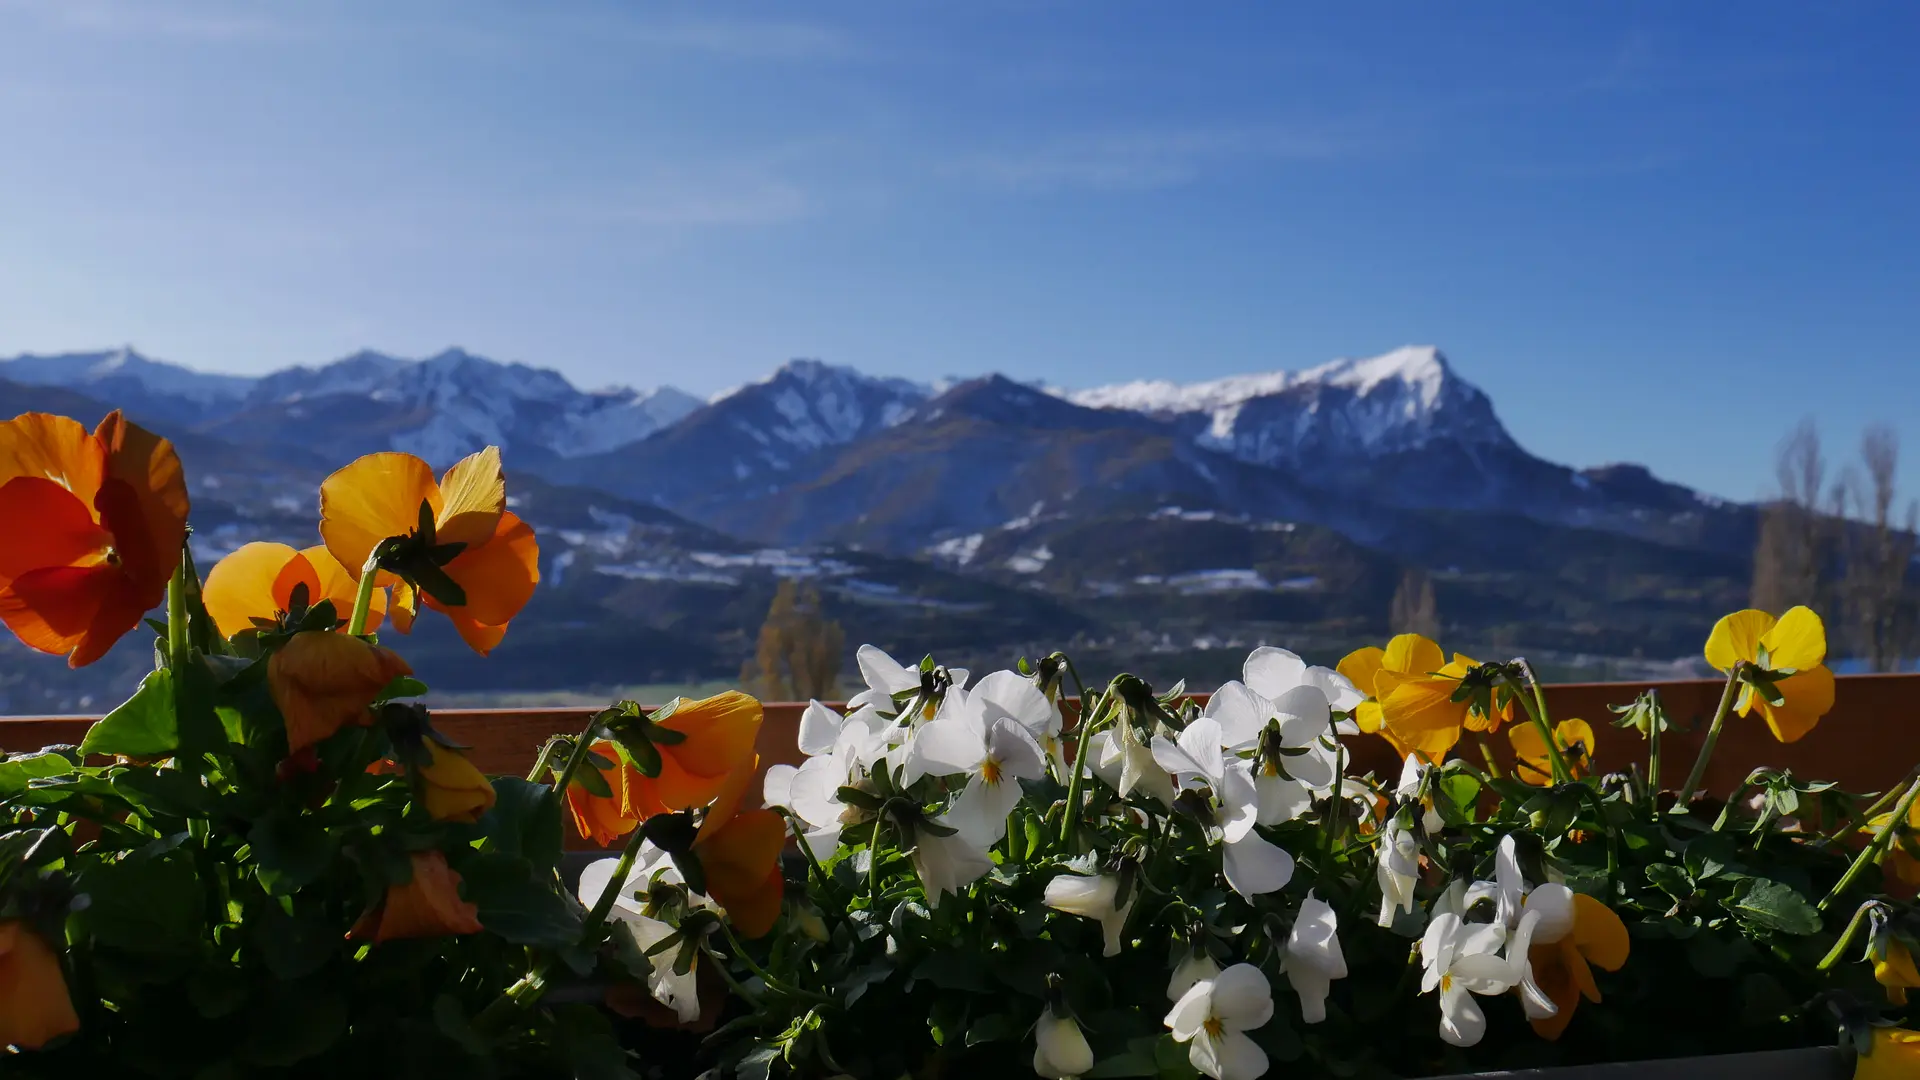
left=947, top=125, right=1373, bottom=194
left=609, top=16, right=854, bottom=61
left=0, top=0, right=302, bottom=41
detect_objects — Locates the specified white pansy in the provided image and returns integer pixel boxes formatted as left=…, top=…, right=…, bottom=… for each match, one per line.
left=1089, top=722, right=1178, bottom=805
left=1376, top=815, right=1420, bottom=927
left=908, top=687, right=1048, bottom=844
left=1419, top=910, right=1537, bottom=1048
left=1395, top=754, right=1445, bottom=835
left=848, top=643, right=968, bottom=717
left=1033, top=1013, right=1095, bottom=1079
left=1485, top=834, right=1567, bottom=1019
left=1043, top=873, right=1135, bottom=957
left=577, top=849, right=701, bottom=1022
left=1165, top=963, right=1275, bottom=1080
left=1284, top=891, right=1347, bottom=1024
left=764, top=700, right=894, bottom=858
left=1168, top=950, right=1222, bottom=1001
left=971, top=669, right=1069, bottom=778
left=1152, top=717, right=1296, bottom=898
left=1206, top=680, right=1336, bottom=826
left=1244, top=646, right=1364, bottom=714
left=910, top=814, right=995, bottom=907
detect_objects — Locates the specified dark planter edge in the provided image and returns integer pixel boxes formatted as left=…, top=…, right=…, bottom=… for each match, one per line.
left=1434, top=1045, right=1849, bottom=1080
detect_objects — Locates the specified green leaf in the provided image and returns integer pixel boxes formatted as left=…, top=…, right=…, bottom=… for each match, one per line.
left=0, top=751, right=75, bottom=798
left=1685, top=931, right=1748, bottom=978
left=1644, top=862, right=1693, bottom=903
left=174, top=652, right=229, bottom=758
left=552, top=1003, right=637, bottom=1080
left=74, top=842, right=203, bottom=955
left=965, top=1012, right=1020, bottom=1046
left=459, top=853, right=584, bottom=946
left=912, top=948, right=995, bottom=993
left=380, top=675, right=431, bottom=700
left=1724, top=876, right=1822, bottom=936
left=249, top=811, right=338, bottom=896
left=238, top=985, right=349, bottom=1067
left=252, top=901, right=338, bottom=980
left=187, top=962, right=250, bottom=1019
left=479, top=777, right=564, bottom=871
left=433, top=994, right=489, bottom=1058
left=81, top=669, right=179, bottom=758
left=1086, top=1052, right=1159, bottom=1078
left=110, top=767, right=214, bottom=819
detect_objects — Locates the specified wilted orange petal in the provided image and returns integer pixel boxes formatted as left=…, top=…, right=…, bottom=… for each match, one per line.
left=0, top=412, right=105, bottom=510
left=205, top=542, right=301, bottom=638
left=92, top=412, right=188, bottom=589
left=0, top=477, right=111, bottom=586
left=351, top=852, right=483, bottom=942
left=696, top=753, right=762, bottom=844
left=319, top=452, right=438, bottom=580
left=695, top=808, right=785, bottom=938
left=438, top=511, right=539, bottom=628
left=435, top=446, right=506, bottom=551
left=0, top=918, right=81, bottom=1049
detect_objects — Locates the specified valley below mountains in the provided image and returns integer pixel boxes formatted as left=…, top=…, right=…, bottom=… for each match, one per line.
left=0, top=344, right=1748, bottom=712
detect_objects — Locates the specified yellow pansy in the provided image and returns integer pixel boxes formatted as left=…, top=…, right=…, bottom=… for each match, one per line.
left=1855, top=1027, right=1920, bottom=1080
left=1338, top=634, right=1510, bottom=762
left=1510, top=718, right=1595, bottom=787
left=1703, top=606, right=1835, bottom=743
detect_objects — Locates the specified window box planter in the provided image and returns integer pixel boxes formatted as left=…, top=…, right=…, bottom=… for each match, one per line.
left=1439, top=1046, right=1849, bottom=1080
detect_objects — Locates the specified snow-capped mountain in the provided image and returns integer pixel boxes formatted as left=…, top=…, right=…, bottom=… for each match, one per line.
left=214, top=347, right=702, bottom=464
left=548, top=358, right=932, bottom=505
left=0, top=347, right=255, bottom=424
left=1069, top=346, right=1517, bottom=466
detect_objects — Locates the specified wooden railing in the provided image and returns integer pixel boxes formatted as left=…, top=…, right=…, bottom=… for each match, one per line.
left=5, top=674, right=1918, bottom=848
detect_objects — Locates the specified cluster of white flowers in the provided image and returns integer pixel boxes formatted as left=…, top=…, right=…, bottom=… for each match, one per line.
left=1416, top=834, right=1580, bottom=1047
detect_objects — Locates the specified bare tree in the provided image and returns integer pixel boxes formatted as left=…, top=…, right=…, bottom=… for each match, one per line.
left=740, top=580, right=845, bottom=701
left=1839, top=426, right=1919, bottom=672
left=1389, top=568, right=1441, bottom=640
left=1751, top=420, right=1838, bottom=614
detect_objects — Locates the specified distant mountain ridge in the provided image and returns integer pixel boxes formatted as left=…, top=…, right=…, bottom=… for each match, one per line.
left=0, top=342, right=1738, bottom=559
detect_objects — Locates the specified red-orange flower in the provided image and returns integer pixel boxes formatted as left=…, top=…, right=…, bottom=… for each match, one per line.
left=268, top=630, right=413, bottom=753
left=621, top=692, right=764, bottom=819
left=348, top=851, right=484, bottom=943
left=0, top=919, right=80, bottom=1049
left=1527, top=894, right=1630, bottom=1040
left=691, top=754, right=784, bottom=938
left=318, top=447, right=538, bottom=655
left=0, top=411, right=189, bottom=667
left=567, top=739, right=642, bottom=847
left=203, top=541, right=388, bottom=637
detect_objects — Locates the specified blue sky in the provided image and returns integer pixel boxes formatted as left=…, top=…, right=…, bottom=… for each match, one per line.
left=1, top=1, right=1916, bottom=504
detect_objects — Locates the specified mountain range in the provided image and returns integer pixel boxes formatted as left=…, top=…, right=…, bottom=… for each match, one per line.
left=0, top=344, right=1750, bottom=711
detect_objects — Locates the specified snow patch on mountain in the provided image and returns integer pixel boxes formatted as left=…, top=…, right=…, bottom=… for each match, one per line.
left=1066, top=345, right=1517, bottom=467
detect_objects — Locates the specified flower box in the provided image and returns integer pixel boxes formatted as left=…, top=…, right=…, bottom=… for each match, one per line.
left=1439, top=1046, right=1849, bottom=1079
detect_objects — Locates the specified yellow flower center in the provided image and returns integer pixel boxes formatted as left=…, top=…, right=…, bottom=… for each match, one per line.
left=1440, top=973, right=1453, bottom=993
left=983, top=757, right=1004, bottom=786
left=1203, top=1017, right=1225, bottom=1039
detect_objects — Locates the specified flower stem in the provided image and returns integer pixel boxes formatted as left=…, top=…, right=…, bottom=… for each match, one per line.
left=716, top=920, right=831, bottom=1004
left=1058, top=681, right=1121, bottom=846
left=1712, top=774, right=1760, bottom=832
left=523, top=737, right=564, bottom=784
left=1647, top=704, right=1664, bottom=823
left=1821, top=777, right=1920, bottom=912
left=345, top=550, right=381, bottom=636
left=866, top=817, right=884, bottom=899
left=1475, top=735, right=1503, bottom=780
left=1577, top=787, right=1620, bottom=898
left=1822, top=765, right=1920, bottom=846
left=1673, top=664, right=1743, bottom=811
left=1513, top=660, right=1571, bottom=785
left=166, top=548, right=191, bottom=670
left=1816, top=901, right=1879, bottom=970
left=1322, top=740, right=1347, bottom=851
left=548, top=710, right=609, bottom=798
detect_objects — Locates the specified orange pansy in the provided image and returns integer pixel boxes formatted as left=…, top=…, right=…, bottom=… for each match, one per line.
left=0, top=919, right=80, bottom=1049
left=567, top=739, right=643, bottom=847
left=268, top=630, right=413, bottom=753
left=0, top=411, right=189, bottom=667
left=318, top=447, right=538, bottom=655
left=1527, top=893, right=1630, bottom=1040
left=347, top=851, right=484, bottom=943
left=621, top=692, right=764, bottom=819
left=203, top=541, right=389, bottom=638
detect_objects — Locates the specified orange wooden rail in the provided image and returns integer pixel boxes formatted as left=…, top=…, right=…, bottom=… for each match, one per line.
left=5, top=674, right=1918, bottom=848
